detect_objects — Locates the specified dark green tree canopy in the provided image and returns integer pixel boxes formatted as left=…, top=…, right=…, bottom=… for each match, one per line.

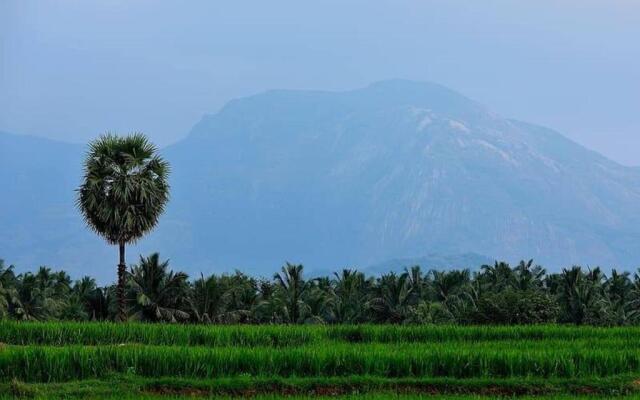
left=77, top=133, right=170, bottom=245
left=2, top=256, right=640, bottom=325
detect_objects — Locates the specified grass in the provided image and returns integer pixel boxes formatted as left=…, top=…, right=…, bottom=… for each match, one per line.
left=3, top=343, right=640, bottom=381
left=4, top=321, right=640, bottom=346
left=1, top=322, right=640, bottom=398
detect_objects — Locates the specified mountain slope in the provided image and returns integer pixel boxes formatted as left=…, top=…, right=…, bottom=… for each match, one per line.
left=0, top=132, right=95, bottom=271
left=2, top=81, right=640, bottom=280
left=164, top=80, right=640, bottom=272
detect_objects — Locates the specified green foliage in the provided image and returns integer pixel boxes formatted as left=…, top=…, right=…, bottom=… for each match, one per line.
left=127, top=253, right=190, bottom=323
left=77, top=133, right=170, bottom=246
left=76, top=133, right=170, bottom=321
left=1, top=257, right=640, bottom=325
left=3, top=324, right=640, bottom=383
left=471, top=289, right=559, bottom=324
left=2, top=321, right=640, bottom=397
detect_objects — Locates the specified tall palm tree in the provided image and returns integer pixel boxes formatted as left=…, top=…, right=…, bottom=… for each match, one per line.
left=77, top=133, right=170, bottom=321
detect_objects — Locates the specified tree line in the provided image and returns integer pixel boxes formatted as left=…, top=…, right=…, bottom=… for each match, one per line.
left=1, top=255, right=639, bottom=325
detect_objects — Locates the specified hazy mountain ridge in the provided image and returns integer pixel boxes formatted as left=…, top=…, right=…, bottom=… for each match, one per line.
left=164, top=81, right=640, bottom=273
left=0, top=132, right=88, bottom=269
left=365, top=253, right=495, bottom=276
left=2, top=81, right=640, bottom=280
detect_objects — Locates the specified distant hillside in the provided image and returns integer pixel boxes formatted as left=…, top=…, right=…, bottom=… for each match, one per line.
left=0, top=132, right=96, bottom=272
left=365, top=253, right=495, bottom=275
left=164, top=80, right=640, bottom=272
left=3, top=81, right=640, bottom=281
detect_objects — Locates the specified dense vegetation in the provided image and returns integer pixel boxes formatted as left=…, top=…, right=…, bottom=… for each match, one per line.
left=77, top=133, right=170, bottom=321
left=1, top=255, right=639, bottom=325
left=7, top=130, right=640, bottom=398
left=2, top=322, right=640, bottom=398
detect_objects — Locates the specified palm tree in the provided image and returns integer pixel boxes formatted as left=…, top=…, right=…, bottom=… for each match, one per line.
left=430, top=269, right=472, bottom=320
left=431, top=269, right=471, bottom=303
left=13, top=267, right=69, bottom=321
left=273, top=263, right=307, bottom=323
left=66, top=277, right=109, bottom=321
left=191, top=272, right=257, bottom=323
left=627, top=270, right=640, bottom=323
left=77, top=133, right=170, bottom=321
left=332, top=269, right=371, bottom=324
left=0, top=260, right=18, bottom=318
left=556, top=266, right=609, bottom=325
left=221, top=272, right=258, bottom=323
left=127, top=253, right=190, bottom=322
left=479, top=261, right=515, bottom=291
left=370, top=272, right=414, bottom=323
left=404, top=266, right=427, bottom=303
left=254, top=279, right=284, bottom=323
left=191, top=273, right=227, bottom=323
left=605, top=269, right=633, bottom=324
left=513, top=259, right=546, bottom=291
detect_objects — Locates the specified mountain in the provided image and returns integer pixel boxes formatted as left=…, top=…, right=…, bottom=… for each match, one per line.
left=0, top=132, right=96, bottom=271
left=163, top=80, right=640, bottom=273
left=3, top=80, right=640, bottom=281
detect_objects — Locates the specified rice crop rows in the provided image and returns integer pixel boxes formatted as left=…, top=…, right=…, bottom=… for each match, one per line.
left=3, top=321, right=640, bottom=346
left=2, top=322, right=640, bottom=398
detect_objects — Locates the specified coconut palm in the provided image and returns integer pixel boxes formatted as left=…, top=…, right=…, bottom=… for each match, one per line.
left=370, top=273, right=414, bottom=323
left=127, top=253, right=190, bottom=322
left=13, top=267, right=69, bottom=321
left=604, top=269, right=633, bottom=324
left=556, top=266, right=610, bottom=325
left=191, top=273, right=227, bottom=323
left=65, top=277, right=109, bottom=321
left=479, top=261, right=515, bottom=291
left=77, top=133, right=170, bottom=321
left=0, top=260, right=18, bottom=318
left=332, top=269, right=371, bottom=323
left=273, top=263, right=307, bottom=323
left=513, top=259, right=546, bottom=291
left=192, top=272, right=257, bottom=324
left=404, top=266, right=427, bottom=303
left=303, top=277, right=334, bottom=323
left=431, top=269, right=471, bottom=303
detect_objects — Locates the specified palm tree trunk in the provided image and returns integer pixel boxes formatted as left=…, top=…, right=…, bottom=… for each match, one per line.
left=117, top=241, right=126, bottom=322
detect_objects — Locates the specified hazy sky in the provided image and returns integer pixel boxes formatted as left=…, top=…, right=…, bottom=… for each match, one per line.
left=1, top=0, right=639, bottom=165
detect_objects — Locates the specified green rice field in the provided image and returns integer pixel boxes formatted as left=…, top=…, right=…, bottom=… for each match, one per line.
left=2, top=322, right=640, bottom=399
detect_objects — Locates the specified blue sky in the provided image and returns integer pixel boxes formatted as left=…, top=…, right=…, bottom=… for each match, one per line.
left=1, top=0, right=639, bottom=165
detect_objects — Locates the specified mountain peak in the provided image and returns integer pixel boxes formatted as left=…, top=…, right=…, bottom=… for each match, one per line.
left=4, top=83, right=640, bottom=280
left=165, top=82, right=640, bottom=273
left=195, top=80, right=492, bottom=143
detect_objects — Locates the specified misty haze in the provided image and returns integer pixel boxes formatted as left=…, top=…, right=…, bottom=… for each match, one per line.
left=2, top=2, right=640, bottom=399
